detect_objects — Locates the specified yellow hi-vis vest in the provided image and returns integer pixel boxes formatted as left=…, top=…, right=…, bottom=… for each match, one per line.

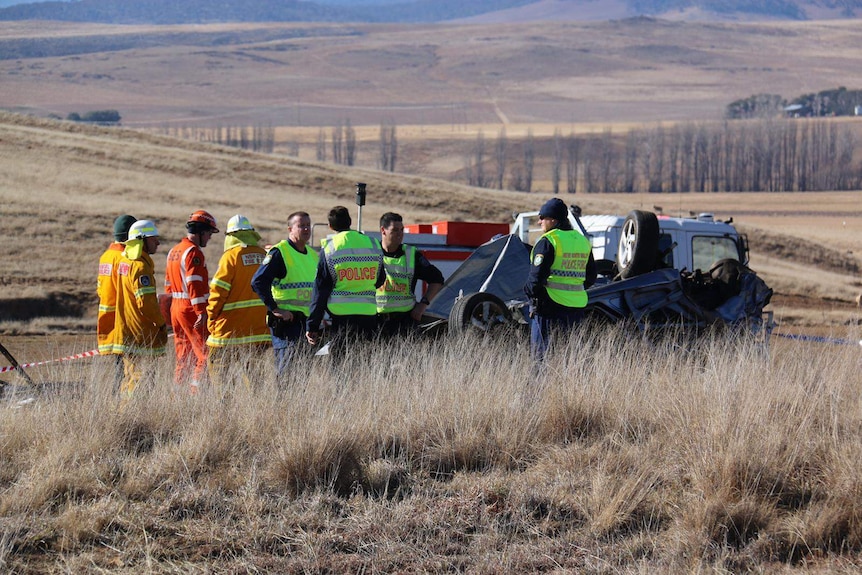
left=324, top=231, right=381, bottom=316
left=270, top=240, right=319, bottom=315
left=537, top=228, right=591, bottom=308
left=377, top=245, right=417, bottom=313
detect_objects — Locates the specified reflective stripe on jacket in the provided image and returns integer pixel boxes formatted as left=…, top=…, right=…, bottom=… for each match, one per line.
left=97, top=242, right=125, bottom=354
left=271, top=240, right=319, bottom=315
left=324, top=231, right=382, bottom=316
left=112, top=252, right=167, bottom=355
left=206, top=244, right=270, bottom=348
left=377, top=245, right=416, bottom=313
left=165, top=238, right=209, bottom=312
left=537, top=229, right=591, bottom=308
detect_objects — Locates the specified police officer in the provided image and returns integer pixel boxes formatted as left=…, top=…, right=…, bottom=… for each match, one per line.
left=524, top=198, right=596, bottom=362
left=376, top=212, right=444, bottom=337
left=252, top=211, right=319, bottom=381
left=305, top=206, right=384, bottom=359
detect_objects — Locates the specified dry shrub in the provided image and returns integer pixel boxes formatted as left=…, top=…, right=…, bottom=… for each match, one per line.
left=55, top=497, right=123, bottom=552
left=362, top=458, right=410, bottom=499
left=265, top=430, right=366, bottom=498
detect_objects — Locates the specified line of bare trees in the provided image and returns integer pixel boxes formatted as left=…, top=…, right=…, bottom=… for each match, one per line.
left=468, top=118, right=862, bottom=193
left=159, top=124, right=277, bottom=154
left=316, top=120, right=357, bottom=166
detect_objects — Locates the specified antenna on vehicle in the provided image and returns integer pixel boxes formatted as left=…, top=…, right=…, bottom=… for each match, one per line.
left=355, top=182, right=367, bottom=233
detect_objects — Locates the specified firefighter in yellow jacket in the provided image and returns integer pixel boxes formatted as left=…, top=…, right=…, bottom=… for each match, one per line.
left=97, top=214, right=136, bottom=386
left=206, top=214, right=269, bottom=387
left=113, top=219, right=168, bottom=397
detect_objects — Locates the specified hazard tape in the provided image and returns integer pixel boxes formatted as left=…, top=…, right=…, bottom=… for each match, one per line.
left=0, top=349, right=100, bottom=374
left=0, top=333, right=178, bottom=375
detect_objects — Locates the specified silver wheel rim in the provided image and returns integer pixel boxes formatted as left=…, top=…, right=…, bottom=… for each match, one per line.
left=618, top=219, right=637, bottom=268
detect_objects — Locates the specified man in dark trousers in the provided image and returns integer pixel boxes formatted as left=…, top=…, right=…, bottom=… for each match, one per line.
left=305, top=206, right=384, bottom=361
left=252, top=211, right=318, bottom=381
left=524, top=198, right=596, bottom=362
left=376, top=212, right=444, bottom=337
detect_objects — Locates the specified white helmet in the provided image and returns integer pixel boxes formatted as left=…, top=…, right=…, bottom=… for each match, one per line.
left=127, top=219, right=159, bottom=240
left=226, top=214, right=254, bottom=233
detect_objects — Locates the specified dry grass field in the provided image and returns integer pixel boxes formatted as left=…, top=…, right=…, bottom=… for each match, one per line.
left=2, top=15, right=862, bottom=571
left=2, top=322, right=862, bottom=573
left=0, top=112, right=861, bottom=573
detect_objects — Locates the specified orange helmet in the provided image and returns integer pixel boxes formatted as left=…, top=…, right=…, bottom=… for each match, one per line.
left=186, top=210, right=219, bottom=233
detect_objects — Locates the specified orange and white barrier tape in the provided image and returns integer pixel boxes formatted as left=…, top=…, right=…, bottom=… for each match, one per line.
left=0, top=348, right=99, bottom=374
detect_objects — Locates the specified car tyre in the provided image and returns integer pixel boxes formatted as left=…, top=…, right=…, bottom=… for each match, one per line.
left=448, top=292, right=512, bottom=336
left=616, top=210, right=660, bottom=279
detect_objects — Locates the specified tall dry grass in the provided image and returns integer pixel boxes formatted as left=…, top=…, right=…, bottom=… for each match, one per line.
left=2, top=325, right=861, bottom=572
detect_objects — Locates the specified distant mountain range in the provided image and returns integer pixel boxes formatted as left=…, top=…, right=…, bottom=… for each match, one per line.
left=1, top=0, right=860, bottom=23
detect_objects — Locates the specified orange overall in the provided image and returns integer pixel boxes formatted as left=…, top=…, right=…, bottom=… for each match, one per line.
left=165, top=237, right=210, bottom=389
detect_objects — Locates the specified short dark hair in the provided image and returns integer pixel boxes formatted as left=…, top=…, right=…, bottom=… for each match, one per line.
left=380, top=212, right=402, bottom=229
left=328, top=206, right=352, bottom=232
left=288, top=211, right=309, bottom=227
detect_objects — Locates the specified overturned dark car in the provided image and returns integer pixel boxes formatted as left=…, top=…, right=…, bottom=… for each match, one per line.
left=423, top=208, right=774, bottom=339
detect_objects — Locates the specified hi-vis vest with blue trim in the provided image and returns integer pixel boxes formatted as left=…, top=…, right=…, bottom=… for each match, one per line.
left=324, top=231, right=381, bottom=316
left=535, top=228, right=591, bottom=308
left=377, top=245, right=417, bottom=313
left=270, top=240, right=319, bottom=315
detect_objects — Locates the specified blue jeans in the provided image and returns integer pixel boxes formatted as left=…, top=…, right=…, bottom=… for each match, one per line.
left=271, top=320, right=305, bottom=382
left=530, top=308, right=585, bottom=363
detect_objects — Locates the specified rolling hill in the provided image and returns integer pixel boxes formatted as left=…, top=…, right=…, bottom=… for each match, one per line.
left=1, top=0, right=861, bottom=23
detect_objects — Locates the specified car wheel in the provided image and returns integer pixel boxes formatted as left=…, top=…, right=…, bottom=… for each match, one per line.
left=448, top=292, right=512, bottom=336
left=616, top=210, right=660, bottom=279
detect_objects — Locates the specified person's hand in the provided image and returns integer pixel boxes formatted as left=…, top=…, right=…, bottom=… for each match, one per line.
left=411, top=302, right=428, bottom=322
left=272, top=309, right=294, bottom=322
left=411, top=297, right=431, bottom=322
left=305, top=331, right=320, bottom=345
left=194, top=313, right=206, bottom=332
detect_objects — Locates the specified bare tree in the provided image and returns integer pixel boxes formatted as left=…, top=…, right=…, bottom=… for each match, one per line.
left=316, top=128, right=327, bottom=162
left=551, top=128, right=563, bottom=195
left=566, top=132, right=579, bottom=194
left=622, top=130, right=638, bottom=193
left=598, top=128, right=616, bottom=193
left=345, top=119, right=357, bottom=166
left=693, top=124, right=709, bottom=193
left=668, top=125, right=680, bottom=193
left=524, top=129, right=535, bottom=194
left=473, top=130, right=486, bottom=187
left=389, top=124, right=397, bottom=172
left=494, top=128, right=507, bottom=190
left=332, top=123, right=343, bottom=165
left=650, top=126, right=666, bottom=193
left=379, top=121, right=397, bottom=172
left=509, top=166, right=525, bottom=192
left=583, top=136, right=597, bottom=194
